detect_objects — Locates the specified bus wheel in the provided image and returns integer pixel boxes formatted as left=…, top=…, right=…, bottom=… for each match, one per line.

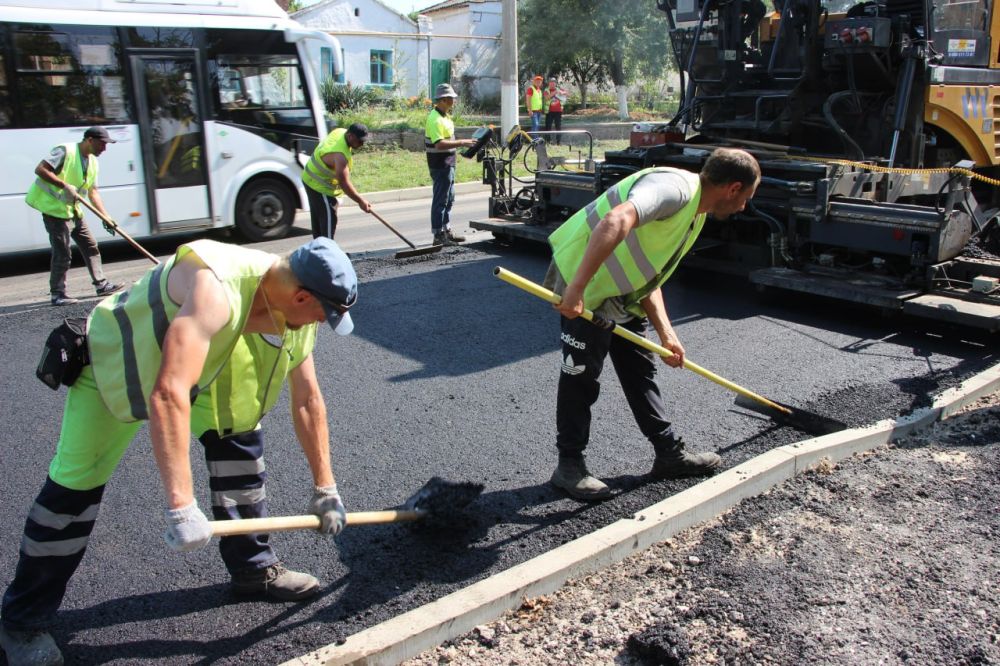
left=235, top=178, right=295, bottom=241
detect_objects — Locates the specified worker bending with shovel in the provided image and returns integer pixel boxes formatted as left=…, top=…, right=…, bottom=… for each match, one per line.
left=0, top=237, right=356, bottom=666
left=545, top=148, right=760, bottom=501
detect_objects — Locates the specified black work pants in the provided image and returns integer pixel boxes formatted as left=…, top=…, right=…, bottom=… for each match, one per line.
left=555, top=315, right=675, bottom=458
left=304, top=185, right=339, bottom=239
left=2, top=432, right=276, bottom=631
left=42, top=213, right=106, bottom=297
left=544, top=112, right=562, bottom=145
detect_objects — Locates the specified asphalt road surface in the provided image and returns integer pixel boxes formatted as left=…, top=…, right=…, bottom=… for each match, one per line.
left=0, top=193, right=995, bottom=664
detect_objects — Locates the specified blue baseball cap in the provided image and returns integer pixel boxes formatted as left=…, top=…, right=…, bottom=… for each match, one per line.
left=288, top=238, right=357, bottom=335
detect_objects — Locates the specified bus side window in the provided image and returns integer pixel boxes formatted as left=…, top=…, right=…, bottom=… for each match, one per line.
left=0, top=52, right=11, bottom=127
left=12, top=25, right=130, bottom=128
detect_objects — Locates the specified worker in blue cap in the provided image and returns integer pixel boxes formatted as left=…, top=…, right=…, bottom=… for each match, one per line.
left=1, top=237, right=356, bottom=666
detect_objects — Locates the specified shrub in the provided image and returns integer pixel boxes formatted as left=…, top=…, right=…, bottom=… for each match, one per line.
left=320, top=80, right=382, bottom=111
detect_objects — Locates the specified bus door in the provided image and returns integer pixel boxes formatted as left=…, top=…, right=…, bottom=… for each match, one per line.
left=129, top=52, right=211, bottom=231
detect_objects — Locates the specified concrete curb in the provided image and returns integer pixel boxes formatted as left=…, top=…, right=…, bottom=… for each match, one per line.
left=282, top=362, right=1000, bottom=666
left=343, top=181, right=492, bottom=207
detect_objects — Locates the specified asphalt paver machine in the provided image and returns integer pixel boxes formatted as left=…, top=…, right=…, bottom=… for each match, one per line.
left=471, top=0, right=1000, bottom=330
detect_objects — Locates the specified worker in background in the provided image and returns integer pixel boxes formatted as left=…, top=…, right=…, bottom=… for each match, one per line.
left=25, top=126, right=124, bottom=306
left=424, top=83, right=476, bottom=247
left=525, top=75, right=544, bottom=134
left=543, top=78, right=567, bottom=145
left=302, top=122, right=372, bottom=239
left=544, top=148, right=761, bottom=501
left=0, top=237, right=356, bottom=665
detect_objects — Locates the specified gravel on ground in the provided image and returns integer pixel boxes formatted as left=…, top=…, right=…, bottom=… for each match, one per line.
left=406, top=390, right=1000, bottom=666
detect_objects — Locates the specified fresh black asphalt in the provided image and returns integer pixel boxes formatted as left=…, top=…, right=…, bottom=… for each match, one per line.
left=0, top=240, right=994, bottom=664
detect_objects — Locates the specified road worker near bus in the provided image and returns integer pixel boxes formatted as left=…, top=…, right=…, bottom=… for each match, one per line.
left=302, top=122, right=371, bottom=239
left=25, top=126, right=124, bottom=306
left=0, top=237, right=357, bottom=666
left=544, top=148, right=761, bottom=501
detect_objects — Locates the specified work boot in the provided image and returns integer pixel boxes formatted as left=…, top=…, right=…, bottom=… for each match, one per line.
left=432, top=232, right=454, bottom=247
left=445, top=229, right=465, bottom=243
left=550, top=456, right=611, bottom=501
left=231, top=563, right=320, bottom=602
left=50, top=294, right=78, bottom=306
left=95, top=281, right=124, bottom=297
left=650, top=437, right=721, bottom=479
left=0, top=625, right=64, bottom=666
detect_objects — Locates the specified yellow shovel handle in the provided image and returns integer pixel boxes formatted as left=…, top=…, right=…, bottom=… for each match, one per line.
left=493, top=267, right=792, bottom=416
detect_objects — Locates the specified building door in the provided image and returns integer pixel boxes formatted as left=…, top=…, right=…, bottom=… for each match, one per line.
left=130, top=52, right=211, bottom=231
left=431, top=59, right=451, bottom=95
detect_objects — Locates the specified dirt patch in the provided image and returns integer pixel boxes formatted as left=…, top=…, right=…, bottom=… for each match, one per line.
left=406, top=392, right=1000, bottom=665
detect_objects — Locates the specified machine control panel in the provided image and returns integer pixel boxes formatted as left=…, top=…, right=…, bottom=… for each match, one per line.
left=824, top=17, right=892, bottom=50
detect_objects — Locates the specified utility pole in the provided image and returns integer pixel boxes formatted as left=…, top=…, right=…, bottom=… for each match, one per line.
left=500, top=0, right=519, bottom=136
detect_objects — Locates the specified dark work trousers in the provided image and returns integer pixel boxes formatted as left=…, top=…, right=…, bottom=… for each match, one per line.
left=544, top=112, right=562, bottom=145
left=1, top=432, right=276, bottom=632
left=556, top=314, right=675, bottom=459
left=1, top=478, right=105, bottom=631
left=304, top=185, right=340, bottom=239
left=198, top=428, right=278, bottom=576
left=43, top=213, right=106, bottom=297
left=429, top=166, right=456, bottom=235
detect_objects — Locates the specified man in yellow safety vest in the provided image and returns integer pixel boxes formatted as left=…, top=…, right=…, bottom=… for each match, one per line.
left=544, top=148, right=761, bottom=501
left=302, top=122, right=371, bottom=239
left=25, top=126, right=124, bottom=306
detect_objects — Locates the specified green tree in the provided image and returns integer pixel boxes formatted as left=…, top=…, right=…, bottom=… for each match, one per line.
left=519, top=0, right=673, bottom=118
left=518, top=0, right=608, bottom=109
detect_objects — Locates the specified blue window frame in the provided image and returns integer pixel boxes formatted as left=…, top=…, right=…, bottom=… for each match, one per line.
left=370, top=49, right=392, bottom=85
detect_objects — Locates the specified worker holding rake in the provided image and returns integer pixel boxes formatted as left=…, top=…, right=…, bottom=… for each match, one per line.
left=0, top=237, right=356, bottom=666
left=545, top=148, right=760, bottom=501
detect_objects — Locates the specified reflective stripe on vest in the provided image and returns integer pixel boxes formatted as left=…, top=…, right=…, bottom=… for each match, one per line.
left=549, top=167, right=705, bottom=313
left=25, top=143, right=97, bottom=219
left=88, top=240, right=277, bottom=423
left=425, top=108, right=456, bottom=154
left=190, top=325, right=317, bottom=436
left=302, top=128, right=353, bottom=197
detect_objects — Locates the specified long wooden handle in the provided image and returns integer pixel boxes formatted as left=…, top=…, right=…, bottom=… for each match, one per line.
left=73, top=192, right=161, bottom=265
left=209, top=510, right=425, bottom=537
left=493, top=267, right=793, bottom=416
left=368, top=209, right=417, bottom=249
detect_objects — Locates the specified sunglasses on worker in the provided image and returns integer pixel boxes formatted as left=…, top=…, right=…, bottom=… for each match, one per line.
left=303, top=287, right=356, bottom=314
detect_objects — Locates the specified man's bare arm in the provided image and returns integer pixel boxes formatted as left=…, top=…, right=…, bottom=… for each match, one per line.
left=323, top=152, right=371, bottom=213
left=288, top=353, right=335, bottom=487
left=149, top=263, right=231, bottom=509
left=640, top=287, right=685, bottom=368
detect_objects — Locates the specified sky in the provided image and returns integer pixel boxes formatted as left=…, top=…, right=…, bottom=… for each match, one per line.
left=299, top=0, right=425, bottom=16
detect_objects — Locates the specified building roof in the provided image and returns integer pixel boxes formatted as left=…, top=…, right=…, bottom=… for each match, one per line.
left=417, top=0, right=493, bottom=15
left=292, top=0, right=417, bottom=24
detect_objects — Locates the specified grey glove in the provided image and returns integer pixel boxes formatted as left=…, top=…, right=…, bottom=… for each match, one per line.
left=310, top=484, right=346, bottom=536
left=60, top=183, right=79, bottom=204
left=164, top=501, right=212, bottom=552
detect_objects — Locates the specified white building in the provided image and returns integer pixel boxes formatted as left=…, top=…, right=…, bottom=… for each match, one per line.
left=292, top=0, right=429, bottom=98
left=419, top=0, right=501, bottom=102
left=292, top=0, right=501, bottom=103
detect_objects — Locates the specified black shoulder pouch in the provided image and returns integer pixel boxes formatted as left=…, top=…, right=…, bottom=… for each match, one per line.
left=36, top=317, right=90, bottom=390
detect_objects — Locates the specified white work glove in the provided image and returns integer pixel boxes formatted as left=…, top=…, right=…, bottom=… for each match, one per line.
left=164, top=501, right=212, bottom=552
left=61, top=183, right=79, bottom=204
left=310, top=484, right=347, bottom=536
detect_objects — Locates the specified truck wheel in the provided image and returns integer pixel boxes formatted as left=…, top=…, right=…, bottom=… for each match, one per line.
left=235, top=178, right=295, bottom=242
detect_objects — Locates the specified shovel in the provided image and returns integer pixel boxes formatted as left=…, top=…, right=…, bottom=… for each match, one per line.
left=209, top=476, right=483, bottom=537
left=368, top=208, right=443, bottom=259
left=73, top=191, right=160, bottom=265
left=494, top=267, right=845, bottom=436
